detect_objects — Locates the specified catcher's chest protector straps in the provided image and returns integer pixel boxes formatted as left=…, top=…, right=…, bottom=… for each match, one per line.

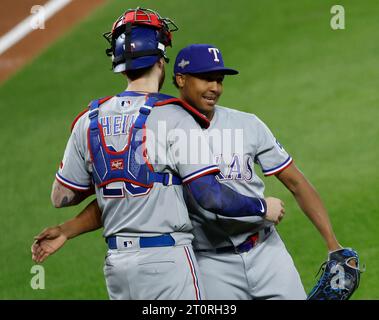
left=88, top=93, right=208, bottom=189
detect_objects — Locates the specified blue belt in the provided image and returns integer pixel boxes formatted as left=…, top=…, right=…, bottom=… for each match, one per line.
left=195, top=227, right=272, bottom=254
left=107, top=234, right=175, bottom=249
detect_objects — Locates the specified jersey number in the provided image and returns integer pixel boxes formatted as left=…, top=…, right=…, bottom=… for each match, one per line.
left=102, top=182, right=150, bottom=197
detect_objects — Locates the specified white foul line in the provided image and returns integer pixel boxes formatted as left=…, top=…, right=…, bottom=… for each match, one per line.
left=0, top=0, right=72, bottom=56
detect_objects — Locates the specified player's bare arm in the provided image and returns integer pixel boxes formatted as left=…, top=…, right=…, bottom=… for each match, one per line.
left=276, top=162, right=341, bottom=251
left=32, top=199, right=102, bottom=263
left=51, top=180, right=92, bottom=208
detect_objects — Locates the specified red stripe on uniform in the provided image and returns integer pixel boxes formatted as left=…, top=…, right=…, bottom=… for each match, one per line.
left=265, top=159, right=293, bottom=176
left=70, top=108, right=88, bottom=132
left=154, top=98, right=210, bottom=129
left=184, top=247, right=200, bottom=300
left=55, top=176, right=90, bottom=192
left=183, top=168, right=220, bottom=184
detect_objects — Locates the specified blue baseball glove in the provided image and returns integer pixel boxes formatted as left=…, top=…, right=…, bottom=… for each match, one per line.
left=307, top=248, right=364, bottom=300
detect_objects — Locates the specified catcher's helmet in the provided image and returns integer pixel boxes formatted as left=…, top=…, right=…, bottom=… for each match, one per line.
left=103, top=7, right=178, bottom=73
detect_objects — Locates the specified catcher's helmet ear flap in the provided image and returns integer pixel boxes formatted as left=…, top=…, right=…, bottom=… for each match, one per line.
left=103, top=7, right=178, bottom=73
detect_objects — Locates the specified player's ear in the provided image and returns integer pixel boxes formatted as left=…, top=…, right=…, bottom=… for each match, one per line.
left=157, top=57, right=165, bottom=69
left=175, top=74, right=185, bottom=88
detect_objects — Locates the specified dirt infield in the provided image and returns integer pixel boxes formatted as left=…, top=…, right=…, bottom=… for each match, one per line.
left=0, top=0, right=108, bottom=84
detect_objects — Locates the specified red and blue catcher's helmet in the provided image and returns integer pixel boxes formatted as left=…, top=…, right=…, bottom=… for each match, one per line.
left=103, top=7, right=178, bottom=73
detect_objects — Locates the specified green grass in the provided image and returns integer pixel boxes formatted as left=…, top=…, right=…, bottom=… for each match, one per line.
left=0, top=0, right=378, bottom=299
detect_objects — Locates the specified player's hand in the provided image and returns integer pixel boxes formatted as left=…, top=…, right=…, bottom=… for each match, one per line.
left=263, top=197, right=285, bottom=225
left=328, top=246, right=357, bottom=268
left=31, top=226, right=67, bottom=263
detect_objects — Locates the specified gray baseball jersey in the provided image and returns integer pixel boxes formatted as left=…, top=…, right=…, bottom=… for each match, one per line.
left=185, top=105, right=305, bottom=299
left=56, top=93, right=219, bottom=243
left=186, top=105, right=293, bottom=250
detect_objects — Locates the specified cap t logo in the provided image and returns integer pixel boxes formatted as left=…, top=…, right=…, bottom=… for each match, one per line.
left=178, top=59, right=190, bottom=69
left=208, top=48, right=220, bottom=62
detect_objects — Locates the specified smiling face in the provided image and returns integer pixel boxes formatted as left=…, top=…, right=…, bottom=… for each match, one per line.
left=175, top=72, right=225, bottom=120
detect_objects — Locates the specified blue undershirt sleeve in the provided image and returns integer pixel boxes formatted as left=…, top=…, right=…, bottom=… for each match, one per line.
left=187, top=174, right=267, bottom=218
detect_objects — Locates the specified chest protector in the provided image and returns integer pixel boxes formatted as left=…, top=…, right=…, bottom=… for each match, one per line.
left=87, top=93, right=210, bottom=193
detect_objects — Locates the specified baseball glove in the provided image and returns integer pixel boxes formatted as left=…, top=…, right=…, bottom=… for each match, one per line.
left=307, top=248, right=364, bottom=300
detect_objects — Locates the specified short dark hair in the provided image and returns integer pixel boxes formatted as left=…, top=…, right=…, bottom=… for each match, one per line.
left=125, top=66, right=152, bottom=81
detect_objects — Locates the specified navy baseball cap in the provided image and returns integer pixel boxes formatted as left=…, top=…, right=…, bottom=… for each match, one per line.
left=174, top=44, right=239, bottom=75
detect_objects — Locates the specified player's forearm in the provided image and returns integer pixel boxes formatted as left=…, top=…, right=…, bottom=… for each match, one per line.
left=59, top=199, right=102, bottom=239
left=293, top=183, right=340, bottom=249
left=188, top=174, right=266, bottom=217
left=51, top=180, right=92, bottom=208
left=277, top=165, right=341, bottom=251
